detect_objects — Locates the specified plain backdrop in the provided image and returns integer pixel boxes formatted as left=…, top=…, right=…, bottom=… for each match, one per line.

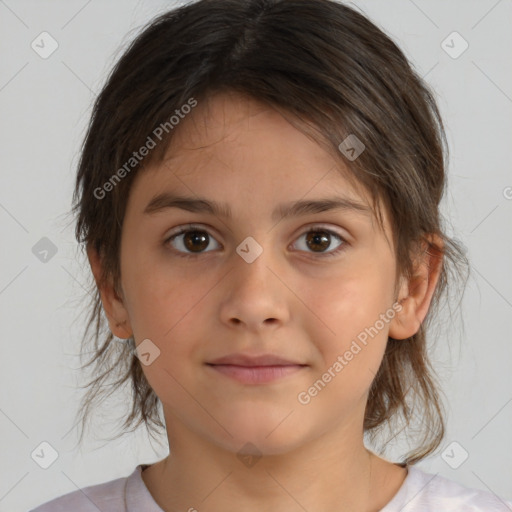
left=1, top=0, right=511, bottom=510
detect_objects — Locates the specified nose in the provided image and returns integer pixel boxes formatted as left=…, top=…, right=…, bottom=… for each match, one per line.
left=218, top=246, right=290, bottom=332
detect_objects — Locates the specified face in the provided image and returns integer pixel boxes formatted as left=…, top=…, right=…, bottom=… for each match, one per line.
left=109, top=91, right=405, bottom=456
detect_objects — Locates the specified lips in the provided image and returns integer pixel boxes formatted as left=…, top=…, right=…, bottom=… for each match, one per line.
left=205, top=353, right=308, bottom=384
left=206, top=353, right=305, bottom=367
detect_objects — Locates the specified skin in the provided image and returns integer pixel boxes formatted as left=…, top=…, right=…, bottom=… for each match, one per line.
left=88, top=90, right=443, bottom=512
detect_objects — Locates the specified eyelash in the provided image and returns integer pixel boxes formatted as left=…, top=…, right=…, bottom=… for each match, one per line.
left=164, top=224, right=348, bottom=260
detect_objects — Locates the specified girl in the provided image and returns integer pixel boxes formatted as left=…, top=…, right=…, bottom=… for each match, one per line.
left=30, top=0, right=512, bottom=510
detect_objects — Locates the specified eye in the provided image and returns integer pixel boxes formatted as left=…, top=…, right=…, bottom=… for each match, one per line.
left=292, top=226, right=347, bottom=258
left=165, top=224, right=220, bottom=258
left=164, top=224, right=348, bottom=259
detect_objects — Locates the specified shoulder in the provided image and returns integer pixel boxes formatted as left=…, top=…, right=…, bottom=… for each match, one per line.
left=382, top=465, right=512, bottom=511
left=28, top=467, right=136, bottom=512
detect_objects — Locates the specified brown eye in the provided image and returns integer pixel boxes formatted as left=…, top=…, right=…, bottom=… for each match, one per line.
left=166, top=226, right=221, bottom=257
left=293, top=227, right=347, bottom=258
left=165, top=224, right=347, bottom=260
left=182, top=230, right=209, bottom=252
left=305, top=231, right=331, bottom=252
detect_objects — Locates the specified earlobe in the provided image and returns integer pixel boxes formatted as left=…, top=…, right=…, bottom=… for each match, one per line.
left=388, top=296, right=419, bottom=340
left=388, top=235, right=444, bottom=340
left=86, top=244, right=133, bottom=339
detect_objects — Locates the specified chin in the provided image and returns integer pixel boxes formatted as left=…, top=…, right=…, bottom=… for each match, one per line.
left=209, top=417, right=311, bottom=458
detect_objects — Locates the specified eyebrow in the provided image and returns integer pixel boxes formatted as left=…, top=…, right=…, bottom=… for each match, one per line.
left=143, top=192, right=372, bottom=222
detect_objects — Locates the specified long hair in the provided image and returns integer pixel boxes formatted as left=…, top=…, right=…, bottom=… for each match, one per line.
left=70, top=0, right=469, bottom=464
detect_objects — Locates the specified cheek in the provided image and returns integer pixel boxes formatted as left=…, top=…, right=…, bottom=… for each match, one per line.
left=322, top=268, right=389, bottom=319
left=128, top=282, right=202, bottom=344
left=123, top=272, right=209, bottom=406
left=121, top=243, right=203, bottom=334
left=305, top=266, right=394, bottom=370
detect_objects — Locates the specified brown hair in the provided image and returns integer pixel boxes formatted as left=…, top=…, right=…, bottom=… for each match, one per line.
left=69, top=0, right=469, bottom=464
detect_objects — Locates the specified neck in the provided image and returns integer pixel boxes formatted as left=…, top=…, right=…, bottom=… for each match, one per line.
left=142, top=420, right=380, bottom=512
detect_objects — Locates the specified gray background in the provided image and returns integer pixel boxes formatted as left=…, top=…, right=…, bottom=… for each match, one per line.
left=1, top=0, right=511, bottom=510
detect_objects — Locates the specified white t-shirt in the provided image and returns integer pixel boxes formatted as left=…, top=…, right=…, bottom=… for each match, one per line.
left=29, top=463, right=512, bottom=511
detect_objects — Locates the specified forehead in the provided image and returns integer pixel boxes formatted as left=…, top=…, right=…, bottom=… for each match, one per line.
left=128, top=91, right=388, bottom=236
left=166, top=92, right=339, bottom=177
left=140, top=93, right=364, bottom=193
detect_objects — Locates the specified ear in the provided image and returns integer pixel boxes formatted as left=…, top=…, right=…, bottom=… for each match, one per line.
left=87, top=244, right=133, bottom=339
left=388, top=234, right=444, bottom=340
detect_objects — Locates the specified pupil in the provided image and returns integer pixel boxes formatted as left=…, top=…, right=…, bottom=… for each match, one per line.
left=185, top=231, right=208, bottom=252
left=307, top=231, right=329, bottom=252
